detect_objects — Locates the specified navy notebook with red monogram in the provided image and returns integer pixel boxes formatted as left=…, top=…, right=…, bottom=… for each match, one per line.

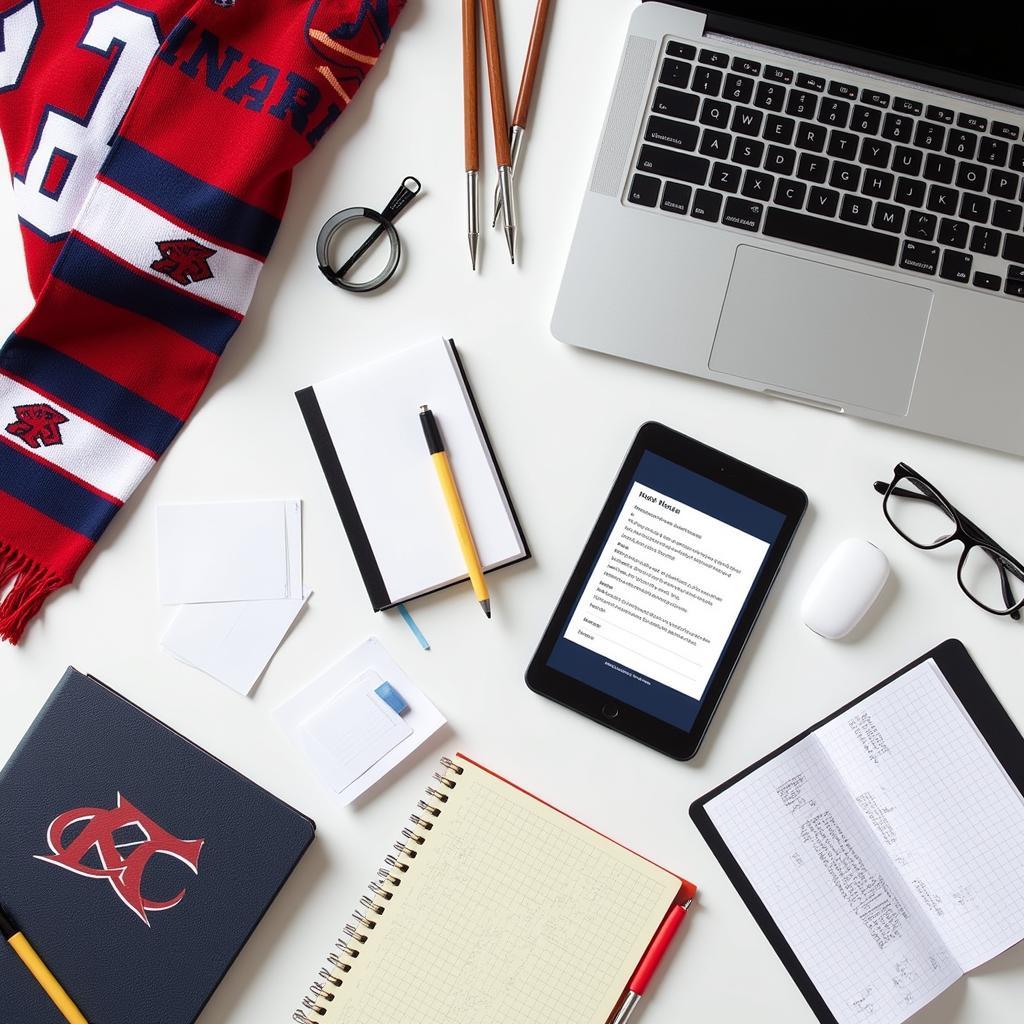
left=0, top=667, right=315, bottom=1023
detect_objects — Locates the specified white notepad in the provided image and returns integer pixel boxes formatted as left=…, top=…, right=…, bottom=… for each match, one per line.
left=703, top=659, right=1024, bottom=1024
left=291, top=754, right=689, bottom=1024
left=296, top=338, right=528, bottom=610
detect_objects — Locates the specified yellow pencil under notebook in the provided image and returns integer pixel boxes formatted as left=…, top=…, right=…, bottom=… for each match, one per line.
left=419, top=405, right=491, bottom=618
left=0, top=904, right=88, bottom=1024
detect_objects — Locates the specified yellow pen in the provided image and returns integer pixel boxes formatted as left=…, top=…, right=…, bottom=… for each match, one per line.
left=419, top=405, right=491, bottom=618
left=0, top=903, right=88, bottom=1024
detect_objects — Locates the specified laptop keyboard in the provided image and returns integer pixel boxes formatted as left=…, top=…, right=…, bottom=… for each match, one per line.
left=628, top=40, right=1024, bottom=300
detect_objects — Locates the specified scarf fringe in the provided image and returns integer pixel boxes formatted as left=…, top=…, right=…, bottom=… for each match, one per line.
left=0, top=542, right=63, bottom=644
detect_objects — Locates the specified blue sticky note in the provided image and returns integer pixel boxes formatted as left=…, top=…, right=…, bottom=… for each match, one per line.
left=375, top=681, right=409, bottom=716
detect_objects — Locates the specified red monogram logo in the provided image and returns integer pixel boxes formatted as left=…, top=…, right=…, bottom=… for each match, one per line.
left=151, top=238, right=216, bottom=286
left=35, top=794, right=205, bottom=925
left=5, top=403, right=68, bottom=448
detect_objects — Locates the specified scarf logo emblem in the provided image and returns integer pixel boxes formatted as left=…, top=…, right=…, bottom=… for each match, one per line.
left=5, top=403, right=68, bottom=448
left=151, top=239, right=217, bottom=286
left=35, top=794, right=205, bottom=926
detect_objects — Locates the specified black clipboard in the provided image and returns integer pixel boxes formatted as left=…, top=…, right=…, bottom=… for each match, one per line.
left=689, top=639, right=1024, bottom=1024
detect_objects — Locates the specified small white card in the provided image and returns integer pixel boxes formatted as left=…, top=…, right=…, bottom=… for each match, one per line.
left=157, top=500, right=295, bottom=605
left=301, top=671, right=413, bottom=792
left=275, top=638, right=446, bottom=805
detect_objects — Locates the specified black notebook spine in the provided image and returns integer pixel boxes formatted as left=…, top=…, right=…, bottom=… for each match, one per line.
left=291, top=757, right=465, bottom=1023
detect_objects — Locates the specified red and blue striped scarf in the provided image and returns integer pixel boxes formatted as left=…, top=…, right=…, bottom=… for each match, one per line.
left=0, top=0, right=403, bottom=642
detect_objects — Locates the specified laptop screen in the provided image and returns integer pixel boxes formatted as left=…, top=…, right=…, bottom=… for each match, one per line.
left=691, top=3, right=1024, bottom=100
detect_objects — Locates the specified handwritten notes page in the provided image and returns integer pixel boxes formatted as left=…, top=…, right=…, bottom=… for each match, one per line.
left=705, top=660, right=1024, bottom=1024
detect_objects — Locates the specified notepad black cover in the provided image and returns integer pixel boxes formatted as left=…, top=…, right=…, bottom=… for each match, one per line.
left=0, top=668, right=315, bottom=1024
left=689, top=639, right=1024, bottom=1024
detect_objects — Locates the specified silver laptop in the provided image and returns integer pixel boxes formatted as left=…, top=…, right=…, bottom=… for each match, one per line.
left=553, top=2, right=1024, bottom=456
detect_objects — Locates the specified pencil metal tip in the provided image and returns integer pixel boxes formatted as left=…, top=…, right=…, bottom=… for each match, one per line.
left=465, top=169, right=480, bottom=271
left=468, top=233, right=479, bottom=271
left=504, top=225, right=517, bottom=264
left=480, top=599, right=492, bottom=619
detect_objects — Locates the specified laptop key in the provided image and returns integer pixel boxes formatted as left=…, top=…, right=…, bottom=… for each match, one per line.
left=993, top=201, right=1023, bottom=231
left=987, top=170, right=1020, bottom=199
left=754, top=82, right=786, bottom=111
left=926, top=185, right=957, bottom=215
left=724, top=73, right=755, bottom=104
left=907, top=211, right=937, bottom=240
left=828, top=81, right=857, bottom=99
left=628, top=173, right=661, bottom=207
left=710, top=162, right=742, bottom=192
left=795, top=122, right=827, bottom=152
left=872, top=203, right=906, bottom=233
left=829, top=161, right=860, bottom=191
left=827, top=131, right=858, bottom=159
left=796, top=153, right=829, bottom=183
left=945, top=130, right=978, bottom=160
left=955, top=162, right=986, bottom=191
left=786, top=91, right=818, bottom=119
left=763, top=65, right=793, bottom=84
left=796, top=73, right=825, bottom=92
left=938, top=218, right=969, bottom=247
left=1003, top=234, right=1024, bottom=262
left=895, top=177, right=926, bottom=207
left=970, top=225, right=1001, bottom=255
left=808, top=186, right=840, bottom=217
left=660, top=181, right=692, bottom=214
left=978, top=137, right=1009, bottom=166
left=992, top=121, right=1020, bottom=140
left=851, top=106, right=881, bottom=135
left=699, top=130, right=731, bottom=158
left=1005, top=277, right=1024, bottom=298
left=700, top=98, right=732, bottom=129
left=861, top=139, right=892, bottom=168
left=882, top=114, right=913, bottom=142
left=973, top=271, right=1000, bottom=290
left=1011, top=145, right=1024, bottom=172
left=691, top=188, right=723, bottom=221
left=960, top=193, right=991, bottom=223
left=645, top=116, right=699, bottom=151
left=926, top=105, right=954, bottom=124
left=893, top=97, right=923, bottom=115
left=840, top=195, right=872, bottom=225
left=666, top=41, right=697, bottom=60
left=818, top=99, right=850, bottom=128
left=862, top=170, right=894, bottom=199
left=923, top=154, right=955, bottom=184
left=915, top=122, right=945, bottom=150
left=692, top=67, right=723, bottom=96
left=862, top=90, right=890, bottom=108
left=957, top=113, right=987, bottom=132
left=900, top=240, right=939, bottom=274
left=741, top=169, right=773, bottom=201
left=731, top=57, right=761, bottom=75
left=660, top=59, right=692, bottom=90
left=892, top=146, right=922, bottom=175
left=765, top=115, right=795, bottom=145
left=939, top=250, right=973, bottom=283
left=733, top=138, right=765, bottom=167
left=775, top=178, right=807, bottom=208
left=636, top=145, right=710, bottom=185
left=652, top=88, right=699, bottom=121
left=723, top=196, right=764, bottom=230
left=699, top=48, right=729, bottom=67
left=765, top=145, right=797, bottom=175
left=763, top=206, right=898, bottom=264
left=731, top=106, right=763, bottom=136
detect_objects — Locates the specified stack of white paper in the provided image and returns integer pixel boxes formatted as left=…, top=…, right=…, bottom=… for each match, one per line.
left=158, top=500, right=311, bottom=695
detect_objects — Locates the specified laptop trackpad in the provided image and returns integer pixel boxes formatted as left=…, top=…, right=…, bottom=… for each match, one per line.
left=709, top=245, right=933, bottom=416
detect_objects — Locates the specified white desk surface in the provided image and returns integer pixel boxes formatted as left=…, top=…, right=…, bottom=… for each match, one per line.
left=1, top=3, right=1023, bottom=1022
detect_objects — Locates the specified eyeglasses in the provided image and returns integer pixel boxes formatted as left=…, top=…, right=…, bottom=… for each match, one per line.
left=874, top=463, right=1024, bottom=620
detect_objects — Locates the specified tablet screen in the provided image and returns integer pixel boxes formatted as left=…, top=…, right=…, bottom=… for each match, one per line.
left=545, top=450, right=786, bottom=732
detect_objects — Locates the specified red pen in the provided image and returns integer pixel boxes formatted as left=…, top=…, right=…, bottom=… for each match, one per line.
left=610, top=898, right=693, bottom=1024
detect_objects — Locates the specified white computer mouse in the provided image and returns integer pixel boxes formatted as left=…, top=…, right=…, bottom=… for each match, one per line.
left=801, top=538, right=891, bottom=640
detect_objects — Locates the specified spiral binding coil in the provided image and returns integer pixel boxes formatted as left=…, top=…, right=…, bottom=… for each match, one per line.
left=291, top=757, right=464, bottom=1023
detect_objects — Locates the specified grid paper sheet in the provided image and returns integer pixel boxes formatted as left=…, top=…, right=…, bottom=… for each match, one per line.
left=317, top=756, right=681, bottom=1024
left=705, top=659, right=1024, bottom=1024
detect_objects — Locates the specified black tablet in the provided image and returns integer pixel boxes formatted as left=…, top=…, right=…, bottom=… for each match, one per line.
left=526, top=422, right=807, bottom=760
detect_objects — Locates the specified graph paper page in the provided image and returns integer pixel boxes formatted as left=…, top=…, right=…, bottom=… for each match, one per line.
left=318, top=755, right=681, bottom=1024
left=705, top=733, right=961, bottom=1024
left=817, top=658, right=1024, bottom=971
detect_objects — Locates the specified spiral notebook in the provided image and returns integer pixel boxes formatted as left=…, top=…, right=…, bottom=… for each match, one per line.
left=292, top=754, right=695, bottom=1024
